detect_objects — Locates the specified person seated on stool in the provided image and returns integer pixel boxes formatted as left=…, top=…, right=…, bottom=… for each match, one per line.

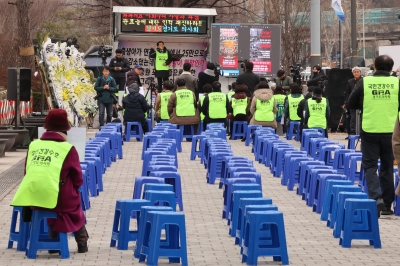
left=284, top=83, right=304, bottom=134
left=167, top=78, right=200, bottom=133
left=297, top=86, right=315, bottom=142
left=122, top=83, right=149, bottom=133
left=304, top=87, right=330, bottom=137
left=274, top=86, right=286, bottom=135
left=249, top=81, right=277, bottom=129
left=155, top=80, right=174, bottom=122
left=198, top=83, right=213, bottom=123
left=229, top=84, right=250, bottom=140
left=11, top=109, right=89, bottom=254
left=201, top=81, right=230, bottom=130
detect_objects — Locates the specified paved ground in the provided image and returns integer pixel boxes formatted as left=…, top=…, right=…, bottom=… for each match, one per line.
left=0, top=131, right=399, bottom=266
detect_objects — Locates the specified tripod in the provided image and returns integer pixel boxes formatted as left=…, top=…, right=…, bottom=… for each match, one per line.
left=144, top=78, right=157, bottom=128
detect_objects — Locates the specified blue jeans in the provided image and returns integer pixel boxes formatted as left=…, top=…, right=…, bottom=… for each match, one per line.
left=98, top=102, right=113, bottom=126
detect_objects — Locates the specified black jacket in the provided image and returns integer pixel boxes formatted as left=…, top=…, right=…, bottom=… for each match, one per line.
left=198, top=71, right=219, bottom=93
left=236, top=70, right=261, bottom=97
left=201, top=93, right=231, bottom=120
left=306, top=71, right=323, bottom=87
left=297, top=93, right=313, bottom=123
left=126, top=70, right=142, bottom=87
left=345, top=78, right=361, bottom=106
left=122, top=92, right=149, bottom=122
left=347, top=70, right=400, bottom=134
left=108, top=57, right=130, bottom=79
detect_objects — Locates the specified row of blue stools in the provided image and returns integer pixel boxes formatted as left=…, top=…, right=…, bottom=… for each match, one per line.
left=250, top=125, right=384, bottom=248
left=110, top=122, right=188, bottom=266
left=191, top=123, right=290, bottom=265
left=8, top=122, right=124, bottom=259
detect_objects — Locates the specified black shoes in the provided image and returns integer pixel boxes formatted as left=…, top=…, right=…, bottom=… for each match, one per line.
left=78, top=243, right=88, bottom=253
left=381, top=207, right=394, bottom=216
left=376, top=198, right=385, bottom=218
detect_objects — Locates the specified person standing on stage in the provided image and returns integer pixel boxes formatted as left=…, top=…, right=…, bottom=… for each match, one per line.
left=108, top=48, right=130, bottom=91
left=149, top=41, right=171, bottom=93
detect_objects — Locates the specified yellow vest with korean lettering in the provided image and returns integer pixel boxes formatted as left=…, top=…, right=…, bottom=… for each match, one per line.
left=288, top=94, right=304, bottom=120
left=307, top=98, right=327, bottom=129
left=208, top=92, right=227, bottom=119
left=175, top=89, right=195, bottom=116
left=231, top=98, right=247, bottom=116
left=11, top=140, right=73, bottom=208
left=160, top=91, right=173, bottom=120
left=362, top=76, right=399, bottom=133
left=155, top=50, right=169, bottom=71
left=254, top=97, right=275, bottom=122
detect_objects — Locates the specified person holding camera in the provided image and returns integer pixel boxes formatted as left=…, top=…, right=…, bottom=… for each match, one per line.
left=109, top=48, right=130, bottom=91
left=306, top=65, right=323, bottom=87
left=149, top=41, right=170, bottom=93
left=94, top=66, right=118, bottom=128
left=198, top=62, right=219, bottom=99
left=236, top=61, right=261, bottom=98
left=275, top=70, right=293, bottom=93
left=304, top=87, right=330, bottom=137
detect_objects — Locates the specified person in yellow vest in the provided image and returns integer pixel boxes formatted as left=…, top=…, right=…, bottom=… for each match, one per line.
left=249, top=81, right=277, bottom=128
left=155, top=80, right=174, bottom=122
left=198, top=83, right=213, bottom=121
left=274, top=86, right=286, bottom=135
left=304, top=87, right=330, bottom=137
left=229, top=84, right=250, bottom=140
left=227, top=82, right=236, bottom=101
left=149, top=41, right=170, bottom=93
left=348, top=55, right=400, bottom=216
left=11, top=109, right=89, bottom=253
left=201, top=81, right=230, bottom=129
left=284, top=83, right=304, bottom=134
left=168, top=78, right=200, bottom=133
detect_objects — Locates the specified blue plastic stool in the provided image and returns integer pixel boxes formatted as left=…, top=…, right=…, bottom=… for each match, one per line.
left=242, top=211, right=289, bottom=265
left=110, top=199, right=150, bottom=250
left=139, top=211, right=188, bottom=265
left=224, top=183, right=261, bottom=219
left=286, top=121, right=301, bottom=141
left=308, top=138, right=330, bottom=158
left=328, top=185, right=362, bottom=229
left=300, top=129, right=319, bottom=150
left=306, top=169, right=337, bottom=207
left=96, top=132, right=123, bottom=160
left=333, top=192, right=369, bottom=238
left=253, top=132, right=276, bottom=157
left=179, top=124, right=195, bottom=141
left=266, top=142, right=291, bottom=168
left=142, top=184, right=174, bottom=198
left=134, top=206, right=173, bottom=259
left=26, top=210, right=70, bottom=259
left=344, top=154, right=363, bottom=182
left=281, top=153, right=308, bottom=186
left=302, top=131, right=323, bottom=153
left=219, top=162, right=254, bottom=189
left=245, top=125, right=261, bottom=146
left=237, top=204, right=278, bottom=251
left=233, top=198, right=273, bottom=238
left=347, top=135, right=360, bottom=149
left=125, top=122, right=143, bottom=141
left=319, top=143, right=345, bottom=165
left=197, top=121, right=204, bottom=134
left=142, top=134, right=164, bottom=159
left=339, top=199, right=381, bottom=248
left=8, top=206, right=30, bottom=251
left=313, top=174, right=347, bottom=214
left=133, top=177, right=165, bottom=200
left=332, top=149, right=356, bottom=173
left=256, top=135, right=281, bottom=164
left=146, top=118, right=152, bottom=132
left=190, top=135, right=206, bottom=160
left=223, top=166, right=257, bottom=189
left=320, top=180, right=354, bottom=221
left=231, top=121, right=248, bottom=140
left=229, top=190, right=263, bottom=228
left=149, top=171, right=184, bottom=211
left=296, top=162, right=326, bottom=197
left=231, top=172, right=262, bottom=187
left=146, top=165, right=177, bottom=176
left=272, top=149, right=303, bottom=178
left=144, top=191, right=176, bottom=211
left=207, top=151, right=234, bottom=184
left=285, top=157, right=313, bottom=191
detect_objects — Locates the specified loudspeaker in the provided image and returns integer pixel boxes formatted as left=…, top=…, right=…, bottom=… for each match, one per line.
left=7, top=68, right=31, bottom=101
left=324, top=68, right=354, bottom=130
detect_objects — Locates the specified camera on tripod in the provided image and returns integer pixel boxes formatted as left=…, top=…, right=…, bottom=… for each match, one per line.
left=98, top=44, right=112, bottom=66
left=145, top=77, right=157, bottom=92
left=290, top=64, right=302, bottom=85
left=238, top=59, right=249, bottom=69
left=214, top=63, right=221, bottom=78
left=318, top=74, right=328, bottom=89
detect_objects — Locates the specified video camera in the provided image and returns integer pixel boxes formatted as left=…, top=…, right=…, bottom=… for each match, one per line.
left=98, top=44, right=112, bottom=65
left=290, top=64, right=302, bottom=85
left=238, top=59, right=249, bottom=69
left=145, top=77, right=157, bottom=92
left=318, top=74, right=328, bottom=89
left=214, top=63, right=221, bottom=78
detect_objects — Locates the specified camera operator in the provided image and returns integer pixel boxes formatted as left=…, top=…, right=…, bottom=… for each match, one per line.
left=108, top=48, right=130, bottom=91
left=344, top=67, right=362, bottom=138
left=306, top=65, right=323, bottom=87
left=275, top=70, right=293, bottom=93
left=236, top=61, right=261, bottom=98
left=126, top=65, right=143, bottom=88
left=94, top=66, right=118, bottom=128
left=198, top=62, right=219, bottom=100
left=149, top=41, right=171, bottom=93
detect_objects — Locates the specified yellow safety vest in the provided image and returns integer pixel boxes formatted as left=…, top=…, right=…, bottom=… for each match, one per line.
left=208, top=92, right=227, bottom=119
left=254, top=97, right=275, bottom=122
left=307, top=98, right=327, bottom=129
left=175, top=89, right=195, bottom=116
